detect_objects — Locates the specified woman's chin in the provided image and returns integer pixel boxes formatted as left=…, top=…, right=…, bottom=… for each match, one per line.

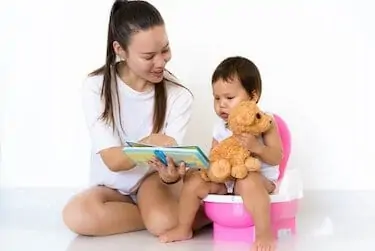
left=147, top=73, right=164, bottom=83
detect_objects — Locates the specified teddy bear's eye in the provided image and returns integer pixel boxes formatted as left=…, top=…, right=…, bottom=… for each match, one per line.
left=256, top=113, right=261, bottom=119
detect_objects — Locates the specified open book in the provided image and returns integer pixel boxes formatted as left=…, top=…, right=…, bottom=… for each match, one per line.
left=123, top=141, right=210, bottom=168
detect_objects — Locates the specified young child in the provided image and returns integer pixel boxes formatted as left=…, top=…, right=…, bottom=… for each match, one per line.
left=158, top=56, right=283, bottom=251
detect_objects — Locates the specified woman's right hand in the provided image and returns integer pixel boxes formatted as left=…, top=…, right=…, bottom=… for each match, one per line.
left=141, top=133, right=184, bottom=183
left=148, top=156, right=186, bottom=184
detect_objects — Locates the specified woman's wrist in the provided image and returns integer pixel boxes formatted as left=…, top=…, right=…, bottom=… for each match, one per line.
left=160, top=176, right=181, bottom=185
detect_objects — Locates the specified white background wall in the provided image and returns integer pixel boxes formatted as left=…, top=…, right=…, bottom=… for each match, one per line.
left=0, top=0, right=374, bottom=190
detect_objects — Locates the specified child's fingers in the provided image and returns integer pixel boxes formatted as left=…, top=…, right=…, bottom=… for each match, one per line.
left=236, top=136, right=244, bottom=144
left=235, top=134, right=244, bottom=140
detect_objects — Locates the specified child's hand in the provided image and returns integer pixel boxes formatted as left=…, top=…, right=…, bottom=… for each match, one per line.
left=236, top=133, right=265, bottom=155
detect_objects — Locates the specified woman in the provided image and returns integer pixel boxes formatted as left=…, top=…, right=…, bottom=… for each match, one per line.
left=62, top=0, right=208, bottom=237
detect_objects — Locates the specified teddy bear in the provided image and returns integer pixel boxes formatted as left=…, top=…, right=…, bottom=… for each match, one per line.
left=200, top=100, right=273, bottom=183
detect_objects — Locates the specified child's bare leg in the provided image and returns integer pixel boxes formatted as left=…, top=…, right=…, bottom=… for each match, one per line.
left=235, top=172, right=276, bottom=251
left=159, top=169, right=227, bottom=243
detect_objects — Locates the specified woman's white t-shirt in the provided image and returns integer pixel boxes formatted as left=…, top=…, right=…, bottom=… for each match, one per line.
left=81, top=71, right=193, bottom=195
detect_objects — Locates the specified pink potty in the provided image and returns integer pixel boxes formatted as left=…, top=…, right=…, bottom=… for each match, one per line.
left=202, top=114, right=303, bottom=243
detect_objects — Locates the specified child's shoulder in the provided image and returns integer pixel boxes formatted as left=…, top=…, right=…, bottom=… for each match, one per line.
left=212, top=119, right=232, bottom=142
left=213, top=119, right=227, bottom=130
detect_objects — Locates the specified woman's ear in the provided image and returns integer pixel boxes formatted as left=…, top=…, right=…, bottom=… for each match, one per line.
left=113, top=41, right=127, bottom=61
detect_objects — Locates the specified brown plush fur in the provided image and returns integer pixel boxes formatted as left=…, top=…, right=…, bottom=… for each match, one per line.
left=200, top=100, right=273, bottom=183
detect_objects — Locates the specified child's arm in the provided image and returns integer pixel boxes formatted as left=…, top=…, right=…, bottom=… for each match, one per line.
left=252, top=118, right=283, bottom=166
left=237, top=118, right=283, bottom=166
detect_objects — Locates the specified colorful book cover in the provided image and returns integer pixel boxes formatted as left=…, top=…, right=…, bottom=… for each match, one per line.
left=123, top=142, right=210, bottom=168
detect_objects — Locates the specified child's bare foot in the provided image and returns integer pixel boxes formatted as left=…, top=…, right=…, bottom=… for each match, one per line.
left=159, top=226, right=193, bottom=243
left=251, top=232, right=276, bottom=251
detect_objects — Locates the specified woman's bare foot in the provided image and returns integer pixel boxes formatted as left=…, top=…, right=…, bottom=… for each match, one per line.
left=159, top=226, right=193, bottom=243
left=251, top=232, right=276, bottom=251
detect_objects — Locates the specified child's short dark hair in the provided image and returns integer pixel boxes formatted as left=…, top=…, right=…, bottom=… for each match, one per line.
left=212, top=56, right=262, bottom=101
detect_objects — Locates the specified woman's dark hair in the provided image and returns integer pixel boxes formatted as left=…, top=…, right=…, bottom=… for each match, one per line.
left=211, top=56, right=262, bottom=102
left=90, top=0, right=171, bottom=134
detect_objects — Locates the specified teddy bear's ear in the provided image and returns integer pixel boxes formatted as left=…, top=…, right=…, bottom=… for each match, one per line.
left=246, top=100, right=260, bottom=126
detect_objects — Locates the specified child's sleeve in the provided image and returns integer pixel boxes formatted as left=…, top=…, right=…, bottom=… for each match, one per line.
left=212, top=120, right=225, bottom=142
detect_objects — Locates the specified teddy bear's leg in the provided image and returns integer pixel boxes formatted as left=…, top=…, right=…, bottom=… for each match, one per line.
left=208, top=159, right=231, bottom=182
left=244, top=156, right=262, bottom=172
left=231, top=164, right=249, bottom=179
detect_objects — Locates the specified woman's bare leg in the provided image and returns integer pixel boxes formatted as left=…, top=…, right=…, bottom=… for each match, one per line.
left=159, top=170, right=227, bottom=242
left=62, top=186, right=144, bottom=236
left=136, top=171, right=216, bottom=237
left=235, top=173, right=276, bottom=251
left=136, top=172, right=181, bottom=236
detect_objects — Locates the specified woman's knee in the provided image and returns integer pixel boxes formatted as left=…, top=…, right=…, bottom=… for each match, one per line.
left=62, top=187, right=120, bottom=236
left=62, top=195, right=102, bottom=236
left=137, top=174, right=180, bottom=236
left=137, top=172, right=209, bottom=236
left=143, top=207, right=178, bottom=236
left=184, top=170, right=207, bottom=190
left=184, top=170, right=205, bottom=187
left=184, top=170, right=224, bottom=197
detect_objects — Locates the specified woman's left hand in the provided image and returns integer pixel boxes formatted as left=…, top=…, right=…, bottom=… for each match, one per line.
left=148, top=156, right=186, bottom=183
left=139, top=134, right=177, bottom=147
left=236, top=133, right=265, bottom=155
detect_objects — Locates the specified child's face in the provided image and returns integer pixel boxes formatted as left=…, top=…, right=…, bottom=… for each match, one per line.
left=212, top=77, right=256, bottom=121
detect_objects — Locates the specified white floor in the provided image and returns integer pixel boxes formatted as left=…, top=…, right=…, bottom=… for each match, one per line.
left=1, top=188, right=374, bottom=251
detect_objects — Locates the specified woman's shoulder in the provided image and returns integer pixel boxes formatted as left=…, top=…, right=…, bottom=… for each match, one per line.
left=81, top=73, right=104, bottom=95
